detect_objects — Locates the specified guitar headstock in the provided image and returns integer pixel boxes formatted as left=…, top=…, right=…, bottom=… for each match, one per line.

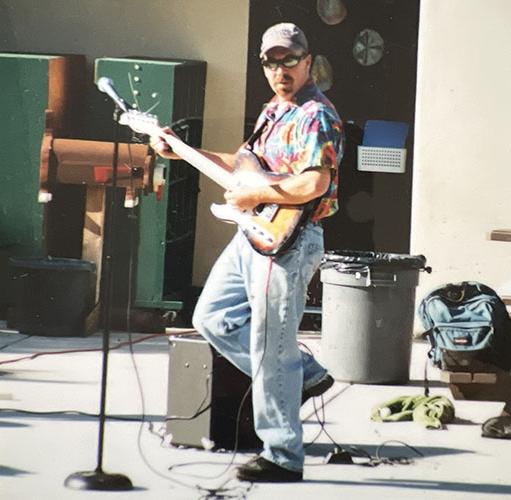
left=119, top=110, right=160, bottom=136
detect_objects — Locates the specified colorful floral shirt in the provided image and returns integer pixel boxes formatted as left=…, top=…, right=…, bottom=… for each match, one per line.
left=250, top=80, right=344, bottom=221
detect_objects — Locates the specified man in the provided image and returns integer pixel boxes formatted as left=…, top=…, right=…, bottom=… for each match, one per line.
left=153, top=23, right=343, bottom=482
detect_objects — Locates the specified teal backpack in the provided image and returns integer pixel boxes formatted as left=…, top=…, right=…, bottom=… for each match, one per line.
left=419, top=281, right=511, bottom=371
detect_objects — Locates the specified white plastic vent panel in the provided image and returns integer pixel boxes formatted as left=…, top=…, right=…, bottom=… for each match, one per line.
left=357, top=146, right=406, bottom=174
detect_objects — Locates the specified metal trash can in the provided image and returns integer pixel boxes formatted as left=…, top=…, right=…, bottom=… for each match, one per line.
left=9, top=257, right=97, bottom=337
left=320, top=250, right=429, bottom=383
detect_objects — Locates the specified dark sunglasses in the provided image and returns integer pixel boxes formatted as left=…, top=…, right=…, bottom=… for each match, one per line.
left=260, top=54, right=306, bottom=71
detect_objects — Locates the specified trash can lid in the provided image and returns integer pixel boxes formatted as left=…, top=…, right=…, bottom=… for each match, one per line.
left=321, top=250, right=429, bottom=271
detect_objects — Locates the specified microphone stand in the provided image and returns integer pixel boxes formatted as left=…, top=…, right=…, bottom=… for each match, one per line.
left=65, top=104, right=133, bottom=491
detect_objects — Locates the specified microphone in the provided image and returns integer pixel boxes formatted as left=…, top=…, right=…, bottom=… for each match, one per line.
left=96, top=77, right=131, bottom=112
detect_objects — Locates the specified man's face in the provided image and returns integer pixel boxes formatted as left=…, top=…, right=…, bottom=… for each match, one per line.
left=261, top=47, right=312, bottom=102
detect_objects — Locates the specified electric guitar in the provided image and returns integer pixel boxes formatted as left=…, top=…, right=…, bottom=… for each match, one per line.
left=119, top=110, right=317, bottom=256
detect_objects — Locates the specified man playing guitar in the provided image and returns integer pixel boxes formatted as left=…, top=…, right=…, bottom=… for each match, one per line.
left=152, top=23, right=344, bottom=482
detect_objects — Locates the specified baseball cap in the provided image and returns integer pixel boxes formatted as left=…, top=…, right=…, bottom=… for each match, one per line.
left=259, top=23, right=309, bottom=58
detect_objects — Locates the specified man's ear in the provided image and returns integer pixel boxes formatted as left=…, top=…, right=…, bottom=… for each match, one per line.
left=305, top=54, right=313, bottom=70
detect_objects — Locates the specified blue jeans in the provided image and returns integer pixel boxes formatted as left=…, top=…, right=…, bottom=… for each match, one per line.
left=192, top=222, right=327, bottom=472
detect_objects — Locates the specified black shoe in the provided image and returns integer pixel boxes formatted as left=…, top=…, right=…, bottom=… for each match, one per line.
left=236, top=456, right=303, bottom=483
left=482, top=416, right=511, bottom=439
left=302, top=374, right=334, bottom=405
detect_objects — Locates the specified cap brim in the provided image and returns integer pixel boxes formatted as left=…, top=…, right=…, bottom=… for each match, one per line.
left=259, top=42, right=305, bottom=58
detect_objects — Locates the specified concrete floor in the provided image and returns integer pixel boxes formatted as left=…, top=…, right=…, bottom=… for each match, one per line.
left=1, top=325, right=510, bottom=500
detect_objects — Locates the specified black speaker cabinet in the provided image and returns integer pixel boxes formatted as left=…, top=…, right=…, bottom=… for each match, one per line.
left=9, top=257, right=96, bottom=337
left=166, top=335, right=262, bottom=450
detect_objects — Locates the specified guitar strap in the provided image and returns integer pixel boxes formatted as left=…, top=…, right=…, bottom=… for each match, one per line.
left=244, top=119, right=270, bottom=170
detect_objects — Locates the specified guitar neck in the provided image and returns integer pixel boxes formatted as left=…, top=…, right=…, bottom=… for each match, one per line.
left=159, top=128, right=234, bottom=190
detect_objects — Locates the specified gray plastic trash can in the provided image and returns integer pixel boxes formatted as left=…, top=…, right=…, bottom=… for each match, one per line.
left=320, top=251, right=429, bottom=384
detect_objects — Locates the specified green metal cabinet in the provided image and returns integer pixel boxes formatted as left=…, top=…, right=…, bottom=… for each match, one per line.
left=94, top=58, right=206, bottom=311
left=0, top=53, right=84, bottom=313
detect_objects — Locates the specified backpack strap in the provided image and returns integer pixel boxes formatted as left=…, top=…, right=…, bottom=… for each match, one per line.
left=423, top=358, right=430, bottom=397
left=422, top=329, right=435, bottom=397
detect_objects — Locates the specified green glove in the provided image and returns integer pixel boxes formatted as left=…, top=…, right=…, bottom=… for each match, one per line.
left=413, top=396, right=455, bottom=429
left=371, top=394, right=455, bottom=429
left=371, top=395, right=426, bottom=422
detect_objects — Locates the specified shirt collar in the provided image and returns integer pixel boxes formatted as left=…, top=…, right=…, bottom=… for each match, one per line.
left=291, top=78, right=319, bottom=106
left=263, top=79, right=320, bottom=121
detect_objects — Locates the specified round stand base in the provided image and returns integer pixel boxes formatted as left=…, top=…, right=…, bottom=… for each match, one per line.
left=65, top=470, right=133, bottom=491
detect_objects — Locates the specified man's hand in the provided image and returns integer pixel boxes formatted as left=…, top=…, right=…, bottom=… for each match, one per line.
left=149, top=127, right=180, bottom=160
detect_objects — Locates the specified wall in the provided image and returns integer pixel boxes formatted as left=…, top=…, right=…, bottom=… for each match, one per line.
left=0, top=0, right=250, bottom=286
left=411, top=0, right=511, bottom=313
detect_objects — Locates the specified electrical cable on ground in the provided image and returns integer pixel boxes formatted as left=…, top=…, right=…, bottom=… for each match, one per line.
left=0, top=408, right=150, bottom=421
left=303, top=393, right=424, bottom=467
left=298, top=342, right=423, bottom=467
left=0, top=332, right=166, bottom=366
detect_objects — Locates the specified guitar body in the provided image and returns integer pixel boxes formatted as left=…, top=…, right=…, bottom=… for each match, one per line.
left=213, top=149, right=315, bottom=256
left=238, top=203, right=314, bottom=257
left=119, top=110, right=317, bottom=256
